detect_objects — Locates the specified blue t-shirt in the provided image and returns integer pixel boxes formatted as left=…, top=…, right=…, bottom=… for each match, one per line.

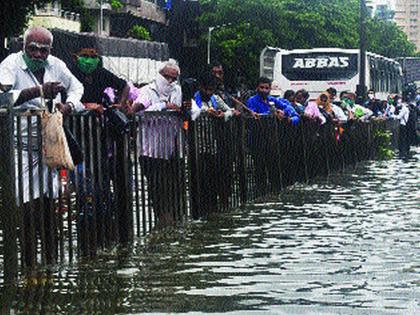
left=246, top=94, right=300, bottom=125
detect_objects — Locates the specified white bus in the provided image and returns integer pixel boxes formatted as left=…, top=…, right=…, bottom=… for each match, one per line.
left=260, top=47, right=403, bottom=100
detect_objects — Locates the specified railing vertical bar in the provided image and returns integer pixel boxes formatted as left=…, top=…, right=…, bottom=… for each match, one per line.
left=16, top=117, right=25, bottom=268
left=80, top=115, right=90, bottom=256
left=94, top=116, right=104, bottom=249
left=26, top=116, right=37, bottom=267
left=72, top=116, right=82, bottom=256
left=87, top=115, right=98, bottom=255
left=35, top=115, right=46, bottom=265
left=132, top=117, right=141, bottom=237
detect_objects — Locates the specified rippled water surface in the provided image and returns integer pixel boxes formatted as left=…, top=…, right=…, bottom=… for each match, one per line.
left=3, top=148, right=420, bottom=314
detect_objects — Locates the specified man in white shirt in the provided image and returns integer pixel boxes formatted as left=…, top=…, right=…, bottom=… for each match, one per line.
left=0, top=27, right=84, bottom=113
left=190, top=73, right=233, bottom=121
left=133, top=62, right=184, bottom=226
left=331, top=103, right=348, bottom=123
left=0, top=26, right=84, bottom=266
left=392, top=96, right=410, bottom=155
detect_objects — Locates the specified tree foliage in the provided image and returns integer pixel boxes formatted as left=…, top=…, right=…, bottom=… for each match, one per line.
left=128, top=25, right=152, bottom=41
left=0, top=0, right=49, bottom=39
left=366, top=17, right=416, bottom=58
left=198, top=0, right=417, bottom=83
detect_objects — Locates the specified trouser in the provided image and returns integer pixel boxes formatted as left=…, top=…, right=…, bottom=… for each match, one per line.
left=399, top=125, right=409, bottom=155
left=197, top=153, right=220, bottom=218
left=140, top=156, right=183, bottom=226
left=22, top=197, right=57, bottom=267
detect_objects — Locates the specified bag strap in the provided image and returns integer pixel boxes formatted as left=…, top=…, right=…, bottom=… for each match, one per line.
left=26, top=68, right=57, bottom=113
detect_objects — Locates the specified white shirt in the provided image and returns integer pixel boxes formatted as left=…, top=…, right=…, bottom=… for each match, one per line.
left=331, top=104, right=348, bottom=122
left=191, top=94, right=233, bottom=121
left=393, top=103, right=410, bottom=126
left=135, top=81, right=182, bottom=111
left=384, top=104, right=395, bottom=117
left=0, top=51, right=84, bottom=110
left=0, top=52, right=84, bottom=203
left=135, top=81, right=184, bottom=159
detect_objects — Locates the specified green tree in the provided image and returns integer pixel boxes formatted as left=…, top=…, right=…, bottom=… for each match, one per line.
left=366, top=17, right=417, bottom=58
left=198, top=0, right=416, bottom=84
left=0, top=0, right=48, bottom=39
left=128, top=25, right=152, bottom=41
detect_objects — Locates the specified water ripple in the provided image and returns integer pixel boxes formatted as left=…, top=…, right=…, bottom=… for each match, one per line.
left=4, top=148, right=420, bottom=314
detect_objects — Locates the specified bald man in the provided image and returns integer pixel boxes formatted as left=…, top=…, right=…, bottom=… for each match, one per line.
left=0, top=26, right=84, bottom=266
left=0, top=26, right=84, bottom=112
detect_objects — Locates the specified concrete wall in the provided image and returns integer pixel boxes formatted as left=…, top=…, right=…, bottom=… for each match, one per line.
left=28, top=16, right=81, bottom=32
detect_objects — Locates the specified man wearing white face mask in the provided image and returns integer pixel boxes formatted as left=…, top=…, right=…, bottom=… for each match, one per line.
left=133, top=62, right=182, bottom=112
left=132, top=62, right=184, bottom=227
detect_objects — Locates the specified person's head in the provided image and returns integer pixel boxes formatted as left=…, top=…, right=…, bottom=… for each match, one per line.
left=295, top=89, right=309, bottom=105
left=394, top=95, right=403, bottom=106
left=340, top=90, right=349, bottom=100
left=210, top=62, right=224, bottom=82
left=159, top=62, right=180, bottom=84
left=346, top=92, right=356, bottom=102
left=199, top=73, right=218, bottom=101
left=283, top=90, right=295, bottom=103
left=367, top=89, right=375, bottom=100
left=74, top=47, right=100, bottom=75
left=326, top=87, right=337, bottom=101
left=22, top=27, right=53, bottom=72
left=256, top=77, right=272, bottom=98
left=316, top=92, right=332, bottom=112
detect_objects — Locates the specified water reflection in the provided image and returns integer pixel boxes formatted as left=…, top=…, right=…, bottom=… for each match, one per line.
left=2, top=148, right=420, bottom=314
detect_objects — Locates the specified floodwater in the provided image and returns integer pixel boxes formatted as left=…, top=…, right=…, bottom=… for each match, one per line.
left=2, top=148, right=420, bottom=314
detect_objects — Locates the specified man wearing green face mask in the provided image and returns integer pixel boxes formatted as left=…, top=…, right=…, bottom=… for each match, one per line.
left=69, top=47, right=129, bottom=113
left=0, top=26, right=84, bottom=113
left=0, top=26, right=84, bottom=267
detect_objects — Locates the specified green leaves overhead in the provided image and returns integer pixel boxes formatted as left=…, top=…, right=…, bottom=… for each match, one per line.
left=0, top=0, right=49, bottom=39
left=198, top=0, right=417, bottom=82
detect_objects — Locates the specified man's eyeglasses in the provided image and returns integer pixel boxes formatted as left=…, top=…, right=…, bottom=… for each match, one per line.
left=163, top=74, right=178, bottom=83
left=26, top=42, right=51, bottom=54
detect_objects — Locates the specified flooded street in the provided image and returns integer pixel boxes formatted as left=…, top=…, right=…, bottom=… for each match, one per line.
left=5, top=148, right=420, bottom=314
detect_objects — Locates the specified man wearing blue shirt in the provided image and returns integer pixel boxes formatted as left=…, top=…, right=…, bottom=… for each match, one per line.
left=246, top=77, right=300, bottom=125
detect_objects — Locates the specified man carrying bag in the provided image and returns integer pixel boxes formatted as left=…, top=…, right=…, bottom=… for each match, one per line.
left=0, top=26, right=84, bottom=266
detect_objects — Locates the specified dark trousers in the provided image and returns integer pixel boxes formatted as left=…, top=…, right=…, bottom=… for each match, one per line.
left=196, top=153, right=220, bottom=218
left=399, top=125, right=409, bottom=155
left=23, top=198, right=56, bottom=267
left=140, top=156, right=183, bottom=226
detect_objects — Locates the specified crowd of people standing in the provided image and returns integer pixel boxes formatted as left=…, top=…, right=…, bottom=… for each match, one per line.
left=0, top=27, right=419, bottom=265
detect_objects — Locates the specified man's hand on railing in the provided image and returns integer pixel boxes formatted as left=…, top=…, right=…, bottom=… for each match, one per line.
left=207, top=108, right=224, bottom=118
left=275, top=110, right=285, bottom=120
left=56, top=102, right=74, bottom=115
left=165, top=102, right=181, bottom=112
left=233, top=109, right=241, bottom=116
left=84, top=103, right=104, bottom=114
left=119, top=103, right=135, bottom=116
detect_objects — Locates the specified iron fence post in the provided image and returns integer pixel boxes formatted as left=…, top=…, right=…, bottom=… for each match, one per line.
left=0, top=93, right=19, bottom=284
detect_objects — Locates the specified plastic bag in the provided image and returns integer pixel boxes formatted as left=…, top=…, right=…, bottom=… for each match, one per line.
left=41, top=111, right=75, bottom=170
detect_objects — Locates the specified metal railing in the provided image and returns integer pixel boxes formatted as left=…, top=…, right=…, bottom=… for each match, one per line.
left=0, top=97, right=399, bottom=284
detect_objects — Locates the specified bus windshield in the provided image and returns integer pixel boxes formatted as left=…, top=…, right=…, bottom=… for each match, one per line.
left=281, top=52, right=358, bottom=81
